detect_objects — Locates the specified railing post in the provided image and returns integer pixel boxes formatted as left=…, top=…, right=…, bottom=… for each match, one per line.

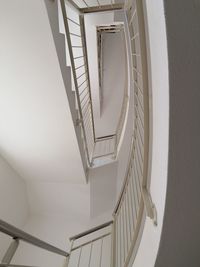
left=1, top=238, right=19, bottom=264
left=142, top=187, right=157, bottom=225
left=110, top=218, right=116, bottom=267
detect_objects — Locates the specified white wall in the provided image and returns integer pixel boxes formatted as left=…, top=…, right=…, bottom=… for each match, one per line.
left=90, top=161, right=118, bottom=218
left=25, top=180, right=90, bottom=221
left=0, top=0, right=86, bottom=183
left=130, top=0, right=169, bottom=266
left=0, top=155, right=29, bottom=260
left=154, top=0, right=200, bottom=266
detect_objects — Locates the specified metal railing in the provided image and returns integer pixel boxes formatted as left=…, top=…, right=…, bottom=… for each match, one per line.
left=114, top=75, right=129, bottom=154
left=112, top=0, right=148, bottom=263
left=66, top=221, right=113, bottom=267
left=0, top=1, right=155, bottom=267
left=65, top=0, right=156, bottom=266
left=93, top=135, right=116, bottom=161
left=60, top=0, right=129, bottom=166
left=0, top=219, right=69, bottom=267
left=63, top=0, right=156, bottom=265
left=60, top=0, right=95, bottom=165
left=0, top=2, right=155, bottom=265
left=112, top=0, right=156, bottom=266
left=68, top=0, right=124, bottom=13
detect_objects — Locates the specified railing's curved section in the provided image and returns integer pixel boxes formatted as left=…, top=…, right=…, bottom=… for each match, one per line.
left=112, top=0, right=155, bottom=266
left=60, top=0, right=130, bottom=167
left=66, top=221, right=113, bottom=267
left=64, top=0, right=155, bottom=265
left=113, top=135, right=144, bottom=267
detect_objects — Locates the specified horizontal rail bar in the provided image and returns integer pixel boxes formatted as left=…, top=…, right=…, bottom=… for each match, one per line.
left=66, top=17, right=80, bottom=26
left=132, top=53, right=140, bottom=57
left=80, top=3, right=124, bottom=13
left=72, top=45, right=84, bottom=48
left=75, top=64, right=85, bottom=70
left=71, top=232, right=111, bottom=252
left=77, top=71, right=87, bottom=80
left=95, top=134, right=116, bottom=141
left=92, top=151, right=115, bottom=160
left=78, top=78, right=87, bottom=88
left=79, top=85, right=88, bottom=95
left=69, top=220, right=113, bottom=241
left=74, top=55, right=85, bottom=60
left=70, top=32, right=82, bottom=38
left=0, top=219, right=69, bottom=257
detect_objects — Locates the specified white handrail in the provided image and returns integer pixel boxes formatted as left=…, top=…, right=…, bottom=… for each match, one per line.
left=65, top=0, right=155, bottom=266
left=112, top=0, right=156, bottom=266
left=67, top=0, right=124, bottom=13
left=60, top=1, right=129, bottom=166
left=0, top=219, right=69, bottom=266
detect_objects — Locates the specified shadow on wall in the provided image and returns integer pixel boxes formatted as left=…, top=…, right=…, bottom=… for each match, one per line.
left=155, top=0, right=200, bottom=266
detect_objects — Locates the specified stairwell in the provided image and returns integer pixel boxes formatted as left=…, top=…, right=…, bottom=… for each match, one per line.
left=0, top=0, right=175, bottom=266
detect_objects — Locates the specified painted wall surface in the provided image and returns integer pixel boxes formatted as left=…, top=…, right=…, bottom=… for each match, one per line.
left=0, top=0, right=85, bottom=183
left=0, top=156, right=29, bottom=260
left=25, top=180, right=90, bottom=221
left=90, top=161, right=118, bottom=218
left=130, top=0, right=169, bottom=266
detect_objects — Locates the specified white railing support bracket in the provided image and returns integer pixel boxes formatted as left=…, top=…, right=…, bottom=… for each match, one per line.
left=142, top=187, right=157, bottom=226
left=1, top=238, right=19, bottom=264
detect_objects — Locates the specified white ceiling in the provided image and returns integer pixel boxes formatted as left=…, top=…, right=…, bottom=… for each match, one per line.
left=0, top=0, right=85, bottom=182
